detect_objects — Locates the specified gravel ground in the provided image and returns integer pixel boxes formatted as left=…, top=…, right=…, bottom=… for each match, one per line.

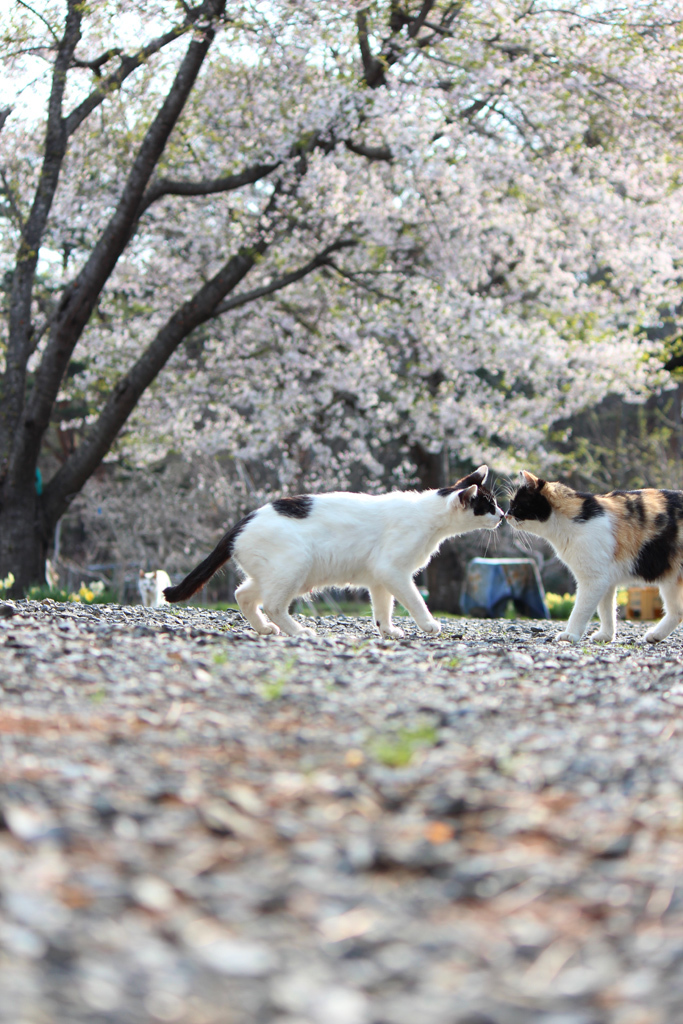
left=0, top=599, right=683, bottom=1024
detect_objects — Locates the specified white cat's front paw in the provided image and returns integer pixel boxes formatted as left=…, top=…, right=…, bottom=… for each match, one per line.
left=421, top=620, right=441, bottom=636
left=557, top=630, right=581, bottom=644
left=379, top=624, right=404, bottom=639
left=591, top=631, right=614, bottom=643
left=297, top=626, right=316, bottom=639
left=644, top=629, right=664, bottom=644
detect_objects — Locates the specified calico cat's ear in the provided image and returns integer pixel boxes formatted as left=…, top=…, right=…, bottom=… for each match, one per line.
left=458, top=484, right=478, bottom=506
left=454, top=465, right=488, bottom=489
left=520, top=470, right=539, bottom=488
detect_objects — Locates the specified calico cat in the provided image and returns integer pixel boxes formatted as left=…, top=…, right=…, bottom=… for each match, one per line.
left=138, top=569, right=172, bottom=608
left=507, top=470, right=683, bottom=644
left=164, top=466, right=505, bottom=638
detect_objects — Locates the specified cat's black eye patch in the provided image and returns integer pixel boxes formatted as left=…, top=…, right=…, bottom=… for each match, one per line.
left=508, top=485, right=552, bottom=522
left=573, top=494, right=605, bottom=522
left=271, top=495, right=313, bottom=519
left=440, top=482, right=496, bottom=512
left=442, top=483, right=497, bottom=515
left=472, top=491, right=497, bottom=516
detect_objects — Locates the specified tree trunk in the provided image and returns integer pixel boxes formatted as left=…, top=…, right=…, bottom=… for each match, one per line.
left=0, top=2, right=227, bottom=595
left=0, top=483, right=49, bottom=597
left=410, top=443, right=466, bottom=614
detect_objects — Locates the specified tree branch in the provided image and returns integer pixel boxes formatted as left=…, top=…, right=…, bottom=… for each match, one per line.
left=64, top=4, right=215, bottom=138
left=326, top=261, right=395, bottom=303
left=43, top=238, right=266, bottom=522
left=43, top=235, right=357, bottom=519
left=138, top=160, right=282, bottom=214
left=71, top=47, right=123, bottom=76
left=344, top=139, right=393, bottom=162
left=13, top=0, right=227, bottom=491
left=0, top=107, right=11, bottom=135
left=0, top=168, right=25, bottom=231
left=210, top=239, right=357, bottom=318
left=408, top=0, right=437, bottom=38
left=16, top=0, right=60, bottom=47
left=2, top=0, right=82, bottom=483
left=356, top=9, right=387, bottom=88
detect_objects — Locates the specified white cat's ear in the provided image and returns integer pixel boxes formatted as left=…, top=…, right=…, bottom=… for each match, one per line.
left=453, top=465, right=488, bottom=489
left=458, top=484, right=478, bottom=506
left=520, top=470, right=538, bottom=487
left=139, top=569, right=145, bottom=577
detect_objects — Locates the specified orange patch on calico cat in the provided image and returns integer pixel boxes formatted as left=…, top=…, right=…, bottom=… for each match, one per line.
left=544, top=482, right=586, bottom=519
left=602, top=489, right=668, bottom=565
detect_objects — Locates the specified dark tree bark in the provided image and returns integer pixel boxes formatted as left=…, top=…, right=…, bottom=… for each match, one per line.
left=411, top=442, right=466, bottom=614
left=0, top=1, right=231, bottom=594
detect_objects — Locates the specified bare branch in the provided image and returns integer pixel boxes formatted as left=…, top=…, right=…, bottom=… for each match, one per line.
left=71, top=47, right=123, bottom=76
left=0, top=169, right=25, bottom=230
left=327, top=261, right=395, bottom=302
left=210, top=239, right=357, bottom=318
left=356, top=9, right=387, bottom=88
left=16, top=0, right=60, bottom=46
left=2, top=0, right=82, bottom=482
left=139, top=160, right=282, bottom=214
left=15, top=2, right=228, bottom=490
left=408, top=0, right=437, bottom=38
left=344, top=139, right=393, bottom=162
left=43, top=237, right=266, bottom=521
left=64, top=7, right=214, bottom=138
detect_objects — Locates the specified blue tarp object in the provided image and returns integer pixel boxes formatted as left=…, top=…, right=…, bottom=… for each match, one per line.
left=461, top=557, right=550, bottom=619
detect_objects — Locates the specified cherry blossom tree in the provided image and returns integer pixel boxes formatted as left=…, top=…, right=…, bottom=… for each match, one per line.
left=2, top=0, right=683, bottom=594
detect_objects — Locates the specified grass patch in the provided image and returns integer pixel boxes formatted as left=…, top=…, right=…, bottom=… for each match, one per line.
left=442, top=655, right=461, bottom=670
left=370, top=723, right=439, bottom=767
left=260, top=656, right=297, bottom=701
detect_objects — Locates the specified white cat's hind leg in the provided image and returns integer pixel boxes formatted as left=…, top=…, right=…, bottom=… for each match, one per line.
left=644, top=578, right=683, bottom=643
left=235, top=578, right=280, bottom=636
left=369, top=584, right=404, bottom=639
left=591, top=585, right=617, bottom=643
left=380, top=574, right=440, bottom=636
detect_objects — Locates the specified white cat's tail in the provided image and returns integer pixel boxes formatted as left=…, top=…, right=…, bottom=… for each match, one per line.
left=164, top=512, right=256, bottom=603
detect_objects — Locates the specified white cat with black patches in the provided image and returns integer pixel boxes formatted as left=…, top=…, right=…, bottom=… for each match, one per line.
left=165, top=467, right=504, bottom=638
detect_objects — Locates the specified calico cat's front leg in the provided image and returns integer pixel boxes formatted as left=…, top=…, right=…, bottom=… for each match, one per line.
left=591, top=585, right=617, bottom=642
left=369, top=584, right=404, bottom=639
left=557, top=581, right=606, bottom=643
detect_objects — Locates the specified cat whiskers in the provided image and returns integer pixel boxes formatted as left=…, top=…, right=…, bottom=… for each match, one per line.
left=483, top=528, right=501, bottom=556
left=499, top=475, right=517, bottom=501
left=511, top=528, right=533, bottom=554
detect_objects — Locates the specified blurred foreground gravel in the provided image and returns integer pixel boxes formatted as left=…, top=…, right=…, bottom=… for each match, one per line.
left=1, top=599, right=683, bottom=1024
